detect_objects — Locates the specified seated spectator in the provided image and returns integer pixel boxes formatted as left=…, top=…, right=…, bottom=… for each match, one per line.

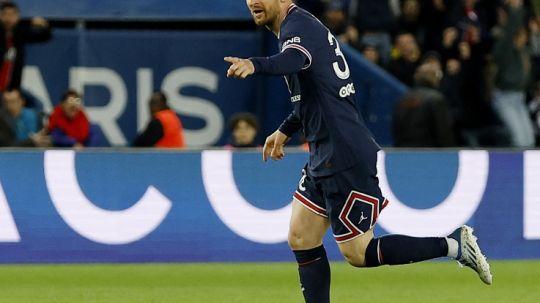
left=134, top=91, right=185, bottom=148
left=2, top=89, right=36, bottom=139
left=393, top=63, right=456, bottom=147
left=0, top=89, right=49, bottom=147
left=227, top=112, right=259, bottom=148
left=48, top=89, right=91, bottom=148
left=387, top=32, right=422, bottom=86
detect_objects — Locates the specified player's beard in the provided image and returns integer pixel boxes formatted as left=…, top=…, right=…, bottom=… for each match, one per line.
left=252, top=11, right=269, bottom=26
left=251, top=5, right=279, bottom=29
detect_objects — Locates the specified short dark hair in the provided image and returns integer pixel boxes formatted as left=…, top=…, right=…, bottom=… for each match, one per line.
left=0, top=1, right=19, bottom=11
left=421, top=51, right=442, bottom=64
left=149, top=91, right=169, bottom=110
left=229, top=112, right=259, bottom=131
left=61, top=89, right=81, bottom=102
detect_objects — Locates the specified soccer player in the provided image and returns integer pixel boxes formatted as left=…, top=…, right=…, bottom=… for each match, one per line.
left=225, top=1, right=493, bottom=302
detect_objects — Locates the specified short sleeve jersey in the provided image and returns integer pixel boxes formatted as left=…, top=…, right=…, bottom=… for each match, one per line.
left=279, top=4, right=380, bottom=177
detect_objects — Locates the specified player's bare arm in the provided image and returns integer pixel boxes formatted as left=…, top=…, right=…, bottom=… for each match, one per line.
left=224, top=56, right=255, bottom=79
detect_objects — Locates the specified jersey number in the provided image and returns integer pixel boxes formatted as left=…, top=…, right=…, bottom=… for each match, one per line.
left=327, top=32, right=350, bottom=80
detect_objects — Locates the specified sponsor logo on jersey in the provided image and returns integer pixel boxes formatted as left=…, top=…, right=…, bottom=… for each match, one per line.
left=282, top=36, right=301, bottom=49
left=291, top=94, right=301, bottom=102
left=339, top=83, right=355, bottom=98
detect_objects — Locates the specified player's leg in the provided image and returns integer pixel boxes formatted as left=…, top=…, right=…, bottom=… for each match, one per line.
left=289, top=198, right=330, bottom=250
left=289, top=200, right=330, bottom=303
left=330, top=189, right=450, bottom=268
left=290, top=169, right=331, bottom=303
left=324, top=163, right=492, bottom=284
left=337, top=228, right=451, bottom=268
left=338, top=225, right=492, bottom=284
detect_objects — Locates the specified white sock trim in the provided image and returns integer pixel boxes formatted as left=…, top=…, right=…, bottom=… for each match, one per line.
left=446, top=237, right=459, bottom=258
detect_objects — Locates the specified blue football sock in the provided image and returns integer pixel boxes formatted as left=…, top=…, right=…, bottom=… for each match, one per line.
left=293, top=245, right=330, bottom=303
left=365, top=235, right=448, bottom=267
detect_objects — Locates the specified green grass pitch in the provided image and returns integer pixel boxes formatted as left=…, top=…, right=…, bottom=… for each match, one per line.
left=0, top=261, right=538, bottom=303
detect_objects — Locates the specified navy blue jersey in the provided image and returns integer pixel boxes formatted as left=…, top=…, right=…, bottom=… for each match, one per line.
left=257, top=4, right=380, bottom=177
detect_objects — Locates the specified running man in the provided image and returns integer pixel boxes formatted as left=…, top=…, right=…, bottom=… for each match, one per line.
left=225, top=1, right=492, bottom=302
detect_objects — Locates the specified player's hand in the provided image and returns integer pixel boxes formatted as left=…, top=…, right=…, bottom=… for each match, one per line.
left=263, top=130, right=289, bottom=162
left=31, top=17, right=49, bottom=28
left=224, top=56, right=255, bottom=79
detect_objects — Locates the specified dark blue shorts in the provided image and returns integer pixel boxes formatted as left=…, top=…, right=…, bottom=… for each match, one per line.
left=293, top=163, right=389, bottom=243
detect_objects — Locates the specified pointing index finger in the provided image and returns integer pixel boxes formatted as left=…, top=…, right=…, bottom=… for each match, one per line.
left=224, top=56, right=240, bottom=64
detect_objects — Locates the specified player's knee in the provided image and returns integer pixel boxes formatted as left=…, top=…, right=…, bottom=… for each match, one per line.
left=340, top=244, right=368, bottom=267
left=288, top=228, right=318, bottom=250
left=342, top=251, right=367, bottom=267
left=288, top=228, right=306, bottom=250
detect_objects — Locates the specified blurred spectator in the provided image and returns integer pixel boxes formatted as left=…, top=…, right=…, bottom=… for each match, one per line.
left=439, top=1, right=495, bottom=122
left=393, top=63, right=456, bottom=147
left=0, top=89, right=49, bottom=146
left=439, top=56, right=468, bottom=141
left=134, top=91, right=185, bottom=148
left=0, top=1, right=51, bottom=92
left=440, top=0, right=490, bottom=51
left=360, top=43, right=381, bottom=65
left=529, top=16, right=540, bottom=81
left=322, top=1, right=349, bottom=40
left=348, top=0, right=399, bottom=64
left=492, top=0, right=535, bottom=147
left=421, top=50, right=443, bottom=69
left=528, top=81, right=540, bottom=145
left=227, top=112, right=259, bottom=148
left=422, top=51, right=455, bottom=102
left=387, top=32, right=422, bottom=86
left=420, top=0, right=456, bottom=51
left=48, top=89, right=91, bottom=148
left=2, top=89, right=35, bottom=138
left=398, top=0, right=424, bottom=42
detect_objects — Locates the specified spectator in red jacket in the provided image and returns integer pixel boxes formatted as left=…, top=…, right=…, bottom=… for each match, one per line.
left=48, top=89, right=90, bottom=148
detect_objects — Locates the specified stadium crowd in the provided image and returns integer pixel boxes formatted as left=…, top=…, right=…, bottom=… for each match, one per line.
left=300, top=0, right=540, bottom=147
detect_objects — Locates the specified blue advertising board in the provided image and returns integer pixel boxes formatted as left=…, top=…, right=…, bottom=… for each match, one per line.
left=0, top=150, right=539, bottom=263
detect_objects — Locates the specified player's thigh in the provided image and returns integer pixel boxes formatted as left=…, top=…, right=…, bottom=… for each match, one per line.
left=289, top=199, right=330, bottom=250
left=321, top=164, right=388, bottom=266
left=337, top=228, right=374, bottom=267
left=288, top=168, right=330, bottom=250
